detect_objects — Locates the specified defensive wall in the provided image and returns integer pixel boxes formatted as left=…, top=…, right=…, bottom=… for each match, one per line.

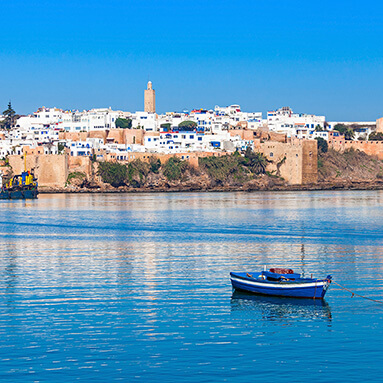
left=59, top=129, right=145, bottom=145
left=8, top=154, right=68, bottom=188
left=106, top=151, right=225, bottom=168
left=228, top=128, right=287, bottom=143
left=328, top=137, right=383, bottom=160
left=255, top=139, right=318, bottom=185
left=68, top=156, right=93, bottom=176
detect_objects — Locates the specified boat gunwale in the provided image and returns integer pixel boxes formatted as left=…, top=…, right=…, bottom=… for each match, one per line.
left=230, top=272, right=328, bottom=286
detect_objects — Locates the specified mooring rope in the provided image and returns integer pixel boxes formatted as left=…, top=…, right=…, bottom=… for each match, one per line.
left=332, top=280, right=383, bottom=304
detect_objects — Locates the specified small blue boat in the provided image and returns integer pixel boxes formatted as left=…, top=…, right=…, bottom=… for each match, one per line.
left=230, top=268, right=332, bottom=299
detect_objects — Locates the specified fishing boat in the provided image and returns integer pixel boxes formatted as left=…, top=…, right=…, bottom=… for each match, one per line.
left=0, top=170, right=38, bottom=200
left=230, top=268, right=332, bottom=299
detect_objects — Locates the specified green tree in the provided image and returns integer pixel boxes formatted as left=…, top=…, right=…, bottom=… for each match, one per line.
left=178, top=120, right=197, bottom=130
left=2, top=102, right=16, bottom=130
left=115, top=118, right=132, bottom=129
left=314, top=124, right=324, bottom=132
left=97, top=161, right=127, bottom=187
left=315, top=137, right=328, bottom=153
left=58, top=142, right=66, bottom=154
left=334, top=124, right=355, bottom=140
left=199, top=154, right=247, bottom=184
left=149, top=156, right=161, bottom=174
left=127, top=159, right=150, bottom=187
left=344, top=128, right=355, bottom=141
left=244, top=147, right=269, bottom=174
left=163, top=157, right=189, bottom=181
left=368, top=132, right=383, bottom=141
left=160, top=123, right=171, bottom=131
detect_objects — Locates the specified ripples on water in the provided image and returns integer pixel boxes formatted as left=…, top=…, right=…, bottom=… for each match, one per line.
left=1, top=191, right=383, bottom=382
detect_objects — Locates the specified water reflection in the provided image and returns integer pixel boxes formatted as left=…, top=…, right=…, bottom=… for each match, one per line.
left=231, top=290, right=332, bottom=324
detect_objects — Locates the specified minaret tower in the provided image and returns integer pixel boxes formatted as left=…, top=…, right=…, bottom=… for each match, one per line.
left=144, top=81, right=156, bottom=113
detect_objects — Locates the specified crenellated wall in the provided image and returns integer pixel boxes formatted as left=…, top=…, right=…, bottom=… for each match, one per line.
left=329, top=139, right=383, bottom=160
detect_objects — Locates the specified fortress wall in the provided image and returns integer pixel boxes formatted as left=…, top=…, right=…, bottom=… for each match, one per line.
left=302, top=140, right=318, bottom=184
left=229, top=129, right=255, bottom=140
left=68, top=156, right=92, bottom=177
left=123, top=129, right=145, bottom=145
left=329, top=140, right=383, bottom=160
left=255, top=139, right=318, bottom=185
left=88, top=130, right=108, bottom=143
left=107, top=151, right=224, bottom=169
left=106, top=129, right=125, bottom=144
left=9, top=154, right=68, bottom=188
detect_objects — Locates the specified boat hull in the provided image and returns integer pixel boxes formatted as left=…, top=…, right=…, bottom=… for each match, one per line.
left=0, top=189, right=38, bottom=200
left=230, top=272, right=331, bottom=299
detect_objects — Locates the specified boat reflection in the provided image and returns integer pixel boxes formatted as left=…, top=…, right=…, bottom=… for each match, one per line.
left=231, top=290, right=332, bottom=324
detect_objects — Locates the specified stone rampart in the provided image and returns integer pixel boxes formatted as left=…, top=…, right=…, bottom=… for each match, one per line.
left=329, top=139, right=383, bottom=160
left=107, top=151, right=225, bottom=169
left=68, top=156, right=92, bottom=177
left=8, top=154, right=68, bottom=188
left=255, top=139, right=317, bottom=185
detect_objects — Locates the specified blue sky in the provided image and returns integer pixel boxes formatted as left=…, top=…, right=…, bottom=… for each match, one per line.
left=1, top=0, right=383, bottom=120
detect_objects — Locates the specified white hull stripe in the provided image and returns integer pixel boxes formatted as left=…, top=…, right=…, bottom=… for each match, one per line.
left=231, top=276, right=328, bottom=290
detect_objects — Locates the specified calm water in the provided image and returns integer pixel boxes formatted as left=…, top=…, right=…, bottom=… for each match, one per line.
left=1, top=191, right=383, bottom=382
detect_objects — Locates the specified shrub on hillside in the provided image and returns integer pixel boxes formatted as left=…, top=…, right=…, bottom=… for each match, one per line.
left=149, top=156, right=161, bottom=174
left=98, top=161, right=127, bottom=187
left=163, top=157, right=189, bottom=181
left=315, top=137, right=328, bottom=153
left=199, top=155, right=246, bottom=185
left=127, top=159, right=150, bottom=187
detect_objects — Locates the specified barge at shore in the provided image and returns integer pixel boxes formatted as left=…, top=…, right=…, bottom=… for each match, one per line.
left=0, top=170, right=38, bottom=200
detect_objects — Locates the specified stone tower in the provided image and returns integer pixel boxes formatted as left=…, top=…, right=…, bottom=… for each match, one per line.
left=144, top=81, right=156, bottom=113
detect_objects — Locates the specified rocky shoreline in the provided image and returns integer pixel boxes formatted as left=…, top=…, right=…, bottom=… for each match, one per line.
left=39, top=179, right=383, bottom=194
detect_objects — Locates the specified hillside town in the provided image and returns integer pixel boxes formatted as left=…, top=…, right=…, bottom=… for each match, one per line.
left=1, top=81, right=383, bottom=189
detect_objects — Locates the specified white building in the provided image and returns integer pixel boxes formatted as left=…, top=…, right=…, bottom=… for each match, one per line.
left=267, top=107, right=325, bottom=138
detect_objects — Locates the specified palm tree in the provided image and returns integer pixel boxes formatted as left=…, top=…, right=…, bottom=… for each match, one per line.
left=244, top=147, right=269, bottom=174
left=344, top=128, right=355, bottom=141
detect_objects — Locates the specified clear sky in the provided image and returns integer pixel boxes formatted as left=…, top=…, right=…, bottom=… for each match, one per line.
left=1, top=0, right=383, bottom=120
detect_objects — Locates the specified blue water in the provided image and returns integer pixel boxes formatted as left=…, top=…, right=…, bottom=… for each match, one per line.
left=1, top=191, right=383, bottom=382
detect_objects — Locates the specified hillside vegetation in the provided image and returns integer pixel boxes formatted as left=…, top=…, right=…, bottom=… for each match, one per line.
left=318, top=148, right=383, bottom=182
left=95, top=149, right=285, bottom=191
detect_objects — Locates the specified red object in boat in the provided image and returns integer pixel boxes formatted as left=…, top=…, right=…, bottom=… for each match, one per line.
left=269, top=268, right=294, bottom=274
